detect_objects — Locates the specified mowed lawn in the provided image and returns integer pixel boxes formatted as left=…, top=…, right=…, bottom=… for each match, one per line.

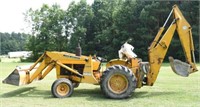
left=0, top=62, right=199, bottom=107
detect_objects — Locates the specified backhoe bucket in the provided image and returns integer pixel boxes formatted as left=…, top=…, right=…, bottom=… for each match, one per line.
left=2, top=65, right=38, bottom=86
left=169, top=57, right=191, bottom=77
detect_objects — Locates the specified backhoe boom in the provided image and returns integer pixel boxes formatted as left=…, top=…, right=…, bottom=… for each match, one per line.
left=147, top=5, right=198, bottom=86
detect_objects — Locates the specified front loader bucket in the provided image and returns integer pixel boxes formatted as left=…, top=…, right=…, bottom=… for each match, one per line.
left=169, top=57, right=191, bottom=77
left=2, top=65, right=39, bottom=86
left=2, top=68, right=26, bottom=86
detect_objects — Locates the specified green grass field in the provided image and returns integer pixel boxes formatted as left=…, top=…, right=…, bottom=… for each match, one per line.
left=0, top=62, right=200, bottom=107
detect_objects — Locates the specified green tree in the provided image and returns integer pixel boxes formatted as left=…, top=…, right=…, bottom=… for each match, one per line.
left=66, top=0, right=94, bottom=55
left=24, top=0, right=199, bottom=62
left=113, top=0, right=199, bottom=61
left=25, top=4, right=67, bottom=59
left=90, top=0, right=122, bottom=59
left=0, top=32, right=29, bottom=55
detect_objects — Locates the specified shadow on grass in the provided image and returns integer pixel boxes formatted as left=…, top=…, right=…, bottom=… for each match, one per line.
left=0, top=87, right=51, bottom=98
left=132, top=91, right=177, bottom=98
left=73, top=88, right=178, bottom=101
left=73, top=88, right=104, bottom=98
left=0, top=87, right=178, bottom=100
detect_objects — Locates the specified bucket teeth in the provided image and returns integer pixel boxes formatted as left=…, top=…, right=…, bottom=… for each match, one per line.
left=169, top=57, right=191, bottom=77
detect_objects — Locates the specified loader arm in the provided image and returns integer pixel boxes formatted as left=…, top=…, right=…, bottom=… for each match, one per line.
left=2, top=52, right=56, bottom=85
left=3, top=51, right=83, bottom=86
left=147, top=5, right=198, bottom=86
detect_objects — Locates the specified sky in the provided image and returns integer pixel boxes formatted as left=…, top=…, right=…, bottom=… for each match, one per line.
left=0, top=0, right=93, bottom=34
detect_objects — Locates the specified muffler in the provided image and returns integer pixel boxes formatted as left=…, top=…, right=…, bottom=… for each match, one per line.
left=169, top=56, right=191, bottom=77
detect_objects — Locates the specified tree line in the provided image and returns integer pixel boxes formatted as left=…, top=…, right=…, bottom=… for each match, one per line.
left=2, top=0, right=199, bottom=62
left=0, top=32, right=29, bottom=55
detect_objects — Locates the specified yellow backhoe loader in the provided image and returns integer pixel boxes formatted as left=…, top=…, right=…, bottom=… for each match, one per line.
left=3, top=5, right=198, bottom=99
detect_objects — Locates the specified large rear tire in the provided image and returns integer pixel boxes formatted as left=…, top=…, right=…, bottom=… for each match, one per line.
left=51, top=78, right=74, bottom=98
left=100, top=65, right=136, bottom=99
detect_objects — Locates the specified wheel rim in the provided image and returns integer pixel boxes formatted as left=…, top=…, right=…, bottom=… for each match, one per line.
left=108, top=73, right=128, bottom=94
left=56, top=83, right=70, bottom=96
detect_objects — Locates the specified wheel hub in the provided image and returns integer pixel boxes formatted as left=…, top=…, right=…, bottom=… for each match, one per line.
left=57, top=83, right=69, bottom=96
left=108, top=73, right=128, bottom=94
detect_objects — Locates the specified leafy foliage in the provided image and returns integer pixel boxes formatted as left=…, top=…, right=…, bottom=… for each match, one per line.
left=0, top=32, right=29, bottom=55
left=25, top=4, right=67, bottom=58
left=23, top=0, right=199, bottom=61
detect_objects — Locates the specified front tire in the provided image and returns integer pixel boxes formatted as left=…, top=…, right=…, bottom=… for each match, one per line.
left=51, top=78, right=74, bottom=98
left=100, top=65, right=137, bottom=99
